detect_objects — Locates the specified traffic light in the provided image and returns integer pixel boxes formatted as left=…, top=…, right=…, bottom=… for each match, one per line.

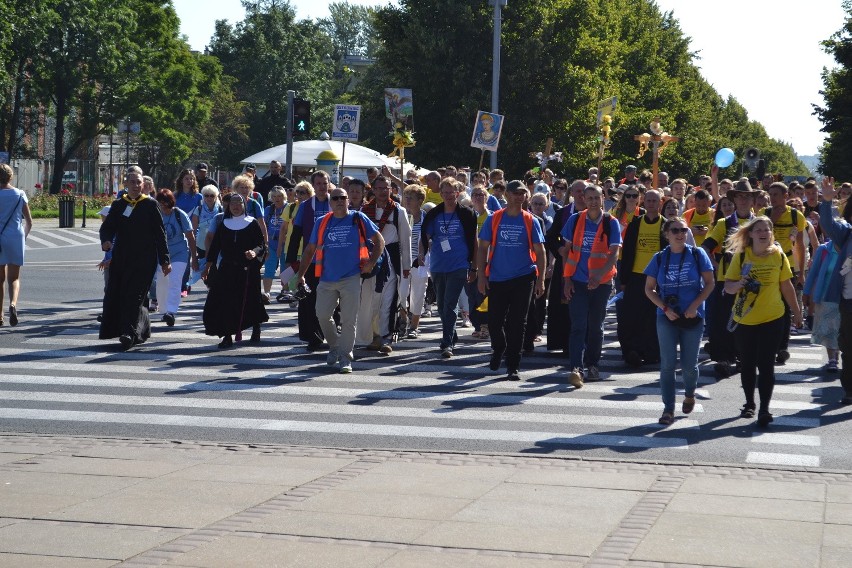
left=292, top=98, right=310, bottom=135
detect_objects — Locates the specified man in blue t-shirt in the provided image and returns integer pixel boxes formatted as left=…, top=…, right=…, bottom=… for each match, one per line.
left=297, top=187, right=385, bottom=373
left=559, top=185, right=622, bottom=387
left=477, top=180, right=546, bottom=379
left=420, top=178, right=478, bottom=358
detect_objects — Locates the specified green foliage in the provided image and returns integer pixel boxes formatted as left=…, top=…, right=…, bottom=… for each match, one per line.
left=209, top=0, right=334, bottom=154
left=354, top=0, right=807, bottom=181
left=815, top=0, right=852, bottom=180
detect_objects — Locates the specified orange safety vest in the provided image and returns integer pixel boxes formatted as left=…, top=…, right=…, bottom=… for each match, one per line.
left=313, top=212, right=370, bottom=278
left=484, top=209, right=538, bottom=277
left=563, top=210, right=617, bottom=282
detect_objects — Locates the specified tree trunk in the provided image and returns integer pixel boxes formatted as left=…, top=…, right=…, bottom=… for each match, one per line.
left=7, top=57, right=26, bottom=159
left=49, top=90, right=68, bottom=194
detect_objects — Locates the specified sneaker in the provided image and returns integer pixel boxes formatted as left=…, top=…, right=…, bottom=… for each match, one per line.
left=775, top=350, right=790, bottom=365
left=162, top=313, right=175, bottom=327
left=825, top=360, right=839, bottom=373
left=276, top=291, right=294, bottom=303
left=289, top=300, right=299, bottom=309
left=149, top=301, right=158, bottom=312
left=406, top=328, right=419, bottom=339
left=339, top=362, right=352, bottom=374
left=586, top=366, right=600, bottom=380
left=441, top=347, right=453, bottom=359
left=180, top=290, right=188, bottom=298
left=568, top=368, right=584, bottom=388
left=262, top=292, right=271, bottom=305
left=379, top=343, right=393, bottom=354
left=506, top=370, right=520, bottom=381
left=119, top=334, right=134, bottom=349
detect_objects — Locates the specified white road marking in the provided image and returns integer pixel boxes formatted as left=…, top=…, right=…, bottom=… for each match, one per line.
left=746, top=452, right=820, bottom=467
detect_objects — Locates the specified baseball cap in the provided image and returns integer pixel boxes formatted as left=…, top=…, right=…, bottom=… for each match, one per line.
left=625, top=165, right=637, bottom=172
left=196, top=162, right=209, bottom=171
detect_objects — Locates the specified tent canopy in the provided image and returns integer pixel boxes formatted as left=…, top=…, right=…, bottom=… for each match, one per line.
left=242, top=140, right=396, bottom=169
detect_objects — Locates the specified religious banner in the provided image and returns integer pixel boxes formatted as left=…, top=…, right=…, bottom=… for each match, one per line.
left=331, top=104, right=361, bottom=142
left=470, top=111, right=504, bottom=151
left=596, top=96, right=618, bottom=127
left=384, top=88, right=414, bottom=130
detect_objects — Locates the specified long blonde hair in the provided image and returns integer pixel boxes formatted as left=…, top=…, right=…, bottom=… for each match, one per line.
left=724, top=215, right=781, bottom=256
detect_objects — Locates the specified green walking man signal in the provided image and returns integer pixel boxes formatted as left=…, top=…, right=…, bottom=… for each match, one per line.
left=293, top=98, right=311, bottom=135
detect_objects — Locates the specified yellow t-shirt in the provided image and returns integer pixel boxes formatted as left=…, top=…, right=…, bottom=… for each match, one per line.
left=424, top=189, right=443, bottom=205
left=725, top=247, right=792, bottom=326
left=758, top=206, right=805, bottom=257
left=283, top=202, right=303, bottom=257
left=705, top=214, right=752, bottom=281
left=631, top=216, right=663, bottom=274
left=476, top=210, right=490, bottom=235
left=684, top=208, right=714, bottom=246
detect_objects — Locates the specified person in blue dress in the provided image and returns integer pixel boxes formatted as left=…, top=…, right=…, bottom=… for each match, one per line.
left=0, top=164, right=33, bottom=326
left=155, top=189, right=197, bottom=326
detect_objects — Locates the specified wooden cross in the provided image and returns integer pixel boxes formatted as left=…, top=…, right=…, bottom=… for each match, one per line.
left=634, top=118, right=679, bottom=190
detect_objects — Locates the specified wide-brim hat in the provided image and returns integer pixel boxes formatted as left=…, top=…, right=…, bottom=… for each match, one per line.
left=727, top=179, right=759, bottom=195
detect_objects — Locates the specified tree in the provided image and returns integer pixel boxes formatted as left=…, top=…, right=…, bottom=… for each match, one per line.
left=815, top=0, right=852, bottom=179
left=209, top=0, right=334, bottom=158
left=355, top=0, right=807, bottom=180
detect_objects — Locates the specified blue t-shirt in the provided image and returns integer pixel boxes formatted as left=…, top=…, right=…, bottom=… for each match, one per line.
left=265, top=205, right=286, bottom=243
left=308, top=211, right=379, bottom=282
left=478, top=213, right=545, bottom=282
left=245, top=197, right=263, bottom=220
left=561, top=213, right=622, bottom=283
left=424, top=211, right=469, bottom=274
left=643, top=245, right=713, bottom=318
left=175, top=191, right=202, bottom=215
left=486, top=195, right=502, bottom=212
left=161, top=208, right=192, bottom=263
left=293, top=197, right=330, bottom=225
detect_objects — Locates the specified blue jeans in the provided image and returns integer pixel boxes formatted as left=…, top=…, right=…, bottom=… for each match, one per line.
left=656, top=313, right=703, bottom=413
left=567, top=279, right=612, bottom=370
left=432, top=269, right=467, bottom=349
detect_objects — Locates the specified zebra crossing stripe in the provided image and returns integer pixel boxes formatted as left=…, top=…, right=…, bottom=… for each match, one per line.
left=751, top=432, right=821, bottom=447
left=0, top=408, right=689, bottom=449
left=746, top=452, right=820, bottom=467
left=0, top=390, right=699, bottom=430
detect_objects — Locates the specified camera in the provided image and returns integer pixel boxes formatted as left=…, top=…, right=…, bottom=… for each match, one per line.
left=664, top=295, right=680, bottom=314
left=292, top=283, right=312, bottom=301
left=743, top=278, right=761, bottom=294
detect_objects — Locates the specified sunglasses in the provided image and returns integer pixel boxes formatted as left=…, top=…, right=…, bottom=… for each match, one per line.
left=624, top=193, right=639, bottom=199
left=668, top=228, right=689, bottom=234
left=330, top=195, right=348, bottom=201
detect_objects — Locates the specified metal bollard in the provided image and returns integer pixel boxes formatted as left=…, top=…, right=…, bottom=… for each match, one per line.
left=81, top=200, right=87, bottom=228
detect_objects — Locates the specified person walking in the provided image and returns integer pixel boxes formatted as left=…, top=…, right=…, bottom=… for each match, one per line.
left=477, top=180, right=546, bottom=379
left=100, top=171, right=171, bottom=349
left=803, top=239, right=841, bottom=372
left=560, top=185, right=622, bottom=387
left=201, top=193, right=268, bottom=348
left=420, top=178, right=478, bottom=358
left=296, top=187, right=385, bottom=373
left=644, top=217, right=715, bottom=425
left=724, top=216, right=802, bottom=427
left=0, top=164, right=33, bottom=326
left=154, top=189, right=196, bottom=326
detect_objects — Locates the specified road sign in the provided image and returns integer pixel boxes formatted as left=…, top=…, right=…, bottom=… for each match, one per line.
left=117, top=121, right=141, bottom=134
left=596, top=96, right=618, bottom=126
left=332, top=104, right=361, bottom=142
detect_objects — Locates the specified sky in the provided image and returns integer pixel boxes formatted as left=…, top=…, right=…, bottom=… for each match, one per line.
left=176, top=0, right=846, bottom=156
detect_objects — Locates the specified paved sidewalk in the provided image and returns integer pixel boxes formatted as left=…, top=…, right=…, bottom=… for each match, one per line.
left=0, top=433, right=849, bottom=567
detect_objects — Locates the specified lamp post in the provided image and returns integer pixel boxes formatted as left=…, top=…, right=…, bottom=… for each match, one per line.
left=634, top=118, right=679, bottom=190
left=489, top=0, right=507, bottom=170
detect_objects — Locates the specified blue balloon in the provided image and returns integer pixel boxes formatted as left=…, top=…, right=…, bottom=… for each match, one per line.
left=715, top=148, right=735, bottom=168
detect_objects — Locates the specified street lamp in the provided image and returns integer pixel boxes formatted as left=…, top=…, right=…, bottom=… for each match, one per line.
left=490, top=0, right=507, bottom=170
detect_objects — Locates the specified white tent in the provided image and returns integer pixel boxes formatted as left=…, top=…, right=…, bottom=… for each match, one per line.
left=241, top=140, right=422, bottom=180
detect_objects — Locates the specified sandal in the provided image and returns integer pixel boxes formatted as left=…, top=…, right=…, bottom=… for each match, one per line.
left=682, top=396, right=695, bottom=415
left=658, top=412, right=674, bottom=426
left=740, top=404, right=756, bottom=419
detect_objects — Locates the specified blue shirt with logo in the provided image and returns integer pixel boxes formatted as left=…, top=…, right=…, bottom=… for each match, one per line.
left=424, top=211, right=469, bottom=273
left=643, top=245, right=713, bottom=317
left=478, top=213, right=545, bottom=282
left=161, top=208, right=192, bottom=264
left=308, top=211, right=379, bottom=282
left=561, top=213, right=622, bottom=283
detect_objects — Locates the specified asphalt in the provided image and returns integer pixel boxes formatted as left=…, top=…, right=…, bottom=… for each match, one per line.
left=1, top=432, right=850, bottom=568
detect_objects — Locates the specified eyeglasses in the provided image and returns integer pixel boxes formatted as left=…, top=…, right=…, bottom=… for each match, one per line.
left=296, top=190, right=309, bottom=196
left=624, top=193, right=639, bottom=199
left=472, top=193, right=487, bottom=198
left=668, top=228, right=689, bottom=234
left=330, top=195, right=348, bottom=201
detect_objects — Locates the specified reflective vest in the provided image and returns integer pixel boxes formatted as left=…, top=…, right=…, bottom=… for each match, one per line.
left=314, top=212, right=370, bottom=278
left=563, top=210, right=617, bottom=282
left=485, top=209, right=538, bottom=277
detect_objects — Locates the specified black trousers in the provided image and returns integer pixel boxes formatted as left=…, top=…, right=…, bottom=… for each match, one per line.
left=618, top=273, right=659, bottom=362
left=839, top=306, right=852, bottom=397
left=488, top=273, right=535, bottom=372
left=297, top=268, right=323, bottom=345
left=546, top=262, right=570, bottom=353
left=707, top=286, right=738, bottom=363
left=734, top=317, right=784, bottom=411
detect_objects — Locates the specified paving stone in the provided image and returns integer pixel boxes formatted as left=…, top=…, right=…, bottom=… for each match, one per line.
left=332, top=471, right=502, bottom=500
left=248, top=508, right=437, bottom=542
left=679, top=477, right=826, bottom=501
left=0, top=553, right=116, bottom=567
left=665, top=492, right=824, bottom=523
left=825, top=502, right=852, bottom=525
left=414, top=520, right=595, bottom=556
left=10, top=455, right=190, bottom=478
left=290, top=488, right=472, bottom=521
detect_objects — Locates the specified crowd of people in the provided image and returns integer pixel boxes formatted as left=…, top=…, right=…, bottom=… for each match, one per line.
left=3, top=157, right=851, bottom=428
